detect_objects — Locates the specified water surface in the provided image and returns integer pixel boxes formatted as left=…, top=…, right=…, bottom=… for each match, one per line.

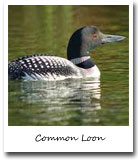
left=8, top=5, right=129, bottom=126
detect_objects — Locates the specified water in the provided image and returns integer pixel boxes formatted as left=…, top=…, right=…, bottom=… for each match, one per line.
left=8, top=5, right=129, bottom=126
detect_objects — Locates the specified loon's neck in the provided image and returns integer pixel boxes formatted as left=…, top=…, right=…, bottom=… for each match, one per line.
left=67, top=27, right=90, bottom=60
left=67, top=27, right=95, bottom=69
left=70, top=56, right=100, bottom=78
left=70, top=56, right=95, bottom=69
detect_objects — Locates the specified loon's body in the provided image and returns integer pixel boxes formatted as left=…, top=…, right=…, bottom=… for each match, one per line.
left=8, top=55, right=100, bottom=80
left=8, top=26, right=125, bottom=81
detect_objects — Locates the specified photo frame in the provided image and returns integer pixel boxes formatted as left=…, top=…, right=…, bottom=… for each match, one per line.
left=4, top=0, right=133, bottom=152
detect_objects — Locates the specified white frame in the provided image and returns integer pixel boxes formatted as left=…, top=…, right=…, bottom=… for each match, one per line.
left=4, top=0, right=133, bottom=152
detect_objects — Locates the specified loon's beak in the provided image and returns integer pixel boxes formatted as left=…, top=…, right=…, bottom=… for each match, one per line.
left=100, top=32, right=126, bottom=44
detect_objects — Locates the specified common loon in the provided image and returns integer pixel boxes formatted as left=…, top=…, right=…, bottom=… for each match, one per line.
left=8, top=26, right=125, bottom=81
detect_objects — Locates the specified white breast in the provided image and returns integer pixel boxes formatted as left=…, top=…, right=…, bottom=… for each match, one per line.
left=80, top=65, right=101, bottom=79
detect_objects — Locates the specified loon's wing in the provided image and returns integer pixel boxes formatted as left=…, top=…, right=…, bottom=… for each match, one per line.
left=8, top=55, right=80, bottom=80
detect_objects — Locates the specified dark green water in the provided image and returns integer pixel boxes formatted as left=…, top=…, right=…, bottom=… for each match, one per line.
left=8, top=5, right=129, bottom=126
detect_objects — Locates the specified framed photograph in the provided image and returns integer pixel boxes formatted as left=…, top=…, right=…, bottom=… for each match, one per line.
left=4, top=0, right=133, bottom=152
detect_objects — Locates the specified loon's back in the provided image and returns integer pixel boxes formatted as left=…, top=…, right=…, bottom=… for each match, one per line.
left=8, top=55, right=81, bottom=80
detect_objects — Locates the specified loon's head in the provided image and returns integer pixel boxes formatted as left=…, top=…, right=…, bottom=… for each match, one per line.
left=67, top=26, right=126, bottom=60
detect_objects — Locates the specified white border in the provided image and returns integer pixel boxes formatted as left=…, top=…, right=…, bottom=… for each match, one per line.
left=6, top=0, right=132, bottom=5
left=4, top=0, right=133, bottom=152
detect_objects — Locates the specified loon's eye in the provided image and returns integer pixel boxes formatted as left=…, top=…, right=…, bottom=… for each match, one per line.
left=92, top=33, right=97, bottom=40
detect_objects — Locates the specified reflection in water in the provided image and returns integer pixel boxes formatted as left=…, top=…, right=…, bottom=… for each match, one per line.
left=21, top=79, right=101, bottom=107
left=9, top=79, right=101, bottom=125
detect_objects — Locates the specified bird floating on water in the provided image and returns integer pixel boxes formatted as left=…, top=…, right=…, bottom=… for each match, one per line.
left=8, top=26, right=125, bottom=81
